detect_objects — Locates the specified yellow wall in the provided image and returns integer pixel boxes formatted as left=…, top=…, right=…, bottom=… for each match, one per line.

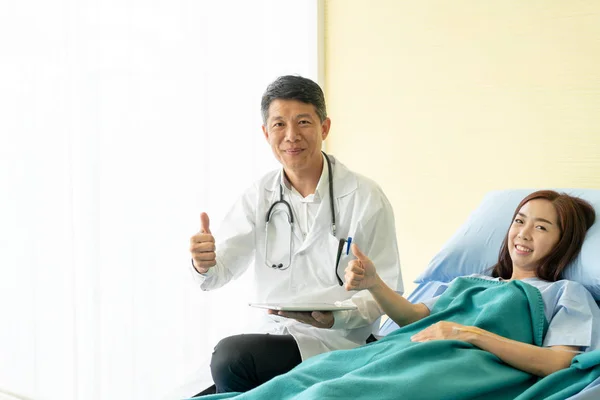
left=324, top=0, right=600, bottom=294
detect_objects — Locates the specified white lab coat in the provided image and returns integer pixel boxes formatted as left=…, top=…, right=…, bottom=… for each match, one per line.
left=193, top=155, right=403, bottom=360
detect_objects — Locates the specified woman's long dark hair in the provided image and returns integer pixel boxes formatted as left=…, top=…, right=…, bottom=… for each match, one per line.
left=492, top=190, right=595, bottom=281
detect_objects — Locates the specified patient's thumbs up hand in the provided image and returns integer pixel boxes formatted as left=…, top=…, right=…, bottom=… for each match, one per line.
left=344, top=244, right=380, bottom=292
left=189, top=212, right=216, bottom=274
left=200, top=212, right=211, bottom=234
left=351, top=243, right=368, bottom=261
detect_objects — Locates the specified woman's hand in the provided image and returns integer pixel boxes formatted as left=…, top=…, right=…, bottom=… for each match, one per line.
left=410, top=321, right=476, bottom=343
left=411, top=321, right=578, bottom=377
left=344, top=244, right=381, bottom=291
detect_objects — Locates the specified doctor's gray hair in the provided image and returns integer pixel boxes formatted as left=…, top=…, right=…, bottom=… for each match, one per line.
left=261, top=75, right=327, bottom=124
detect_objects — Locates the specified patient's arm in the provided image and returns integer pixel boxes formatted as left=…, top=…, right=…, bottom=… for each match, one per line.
left=345, top=244, right=430, bottom=327
left=411, top=321, right=577, bottom=377
left=369, top=278, right=431, bottom=327
left=467, top=328, right=577, bottom=376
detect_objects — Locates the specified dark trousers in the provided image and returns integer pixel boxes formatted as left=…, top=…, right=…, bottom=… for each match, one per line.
left=194, top=333, right=302, bottom=396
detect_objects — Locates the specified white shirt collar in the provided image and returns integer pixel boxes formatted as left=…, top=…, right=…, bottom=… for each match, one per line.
left=280, top=153, right=328, bottom=203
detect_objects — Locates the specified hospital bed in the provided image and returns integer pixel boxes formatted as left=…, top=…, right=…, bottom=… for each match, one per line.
left=378, top=188, right=600, bottom=399
left=173, top=188, right=600, bottom=399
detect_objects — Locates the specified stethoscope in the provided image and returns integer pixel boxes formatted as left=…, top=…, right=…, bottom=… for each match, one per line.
left=264, top=151, right=336, bottom=270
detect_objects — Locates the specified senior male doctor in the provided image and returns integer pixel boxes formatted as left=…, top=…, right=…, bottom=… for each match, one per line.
left=190, top=75, right=403, bottom=395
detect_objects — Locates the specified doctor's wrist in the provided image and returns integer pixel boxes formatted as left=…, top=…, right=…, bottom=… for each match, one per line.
left=191, top=258, right=209, bottom=275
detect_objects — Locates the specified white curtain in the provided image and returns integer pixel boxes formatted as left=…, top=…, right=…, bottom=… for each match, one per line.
left=0, top=1, right=321, bottom=399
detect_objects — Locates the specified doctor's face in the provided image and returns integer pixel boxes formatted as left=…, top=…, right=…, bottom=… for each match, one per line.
left=262, top=99, right=331, bottom=174
left=507, top=199, right=561, bottom=273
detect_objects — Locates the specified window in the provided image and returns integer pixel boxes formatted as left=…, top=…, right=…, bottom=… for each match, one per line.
left=0, top=1, right=322, bottom=398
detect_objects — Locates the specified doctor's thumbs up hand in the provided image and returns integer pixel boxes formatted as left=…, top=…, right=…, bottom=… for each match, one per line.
left=344, top=244, right=381, bottom=292
left=190, top=212, right=216, bottom=274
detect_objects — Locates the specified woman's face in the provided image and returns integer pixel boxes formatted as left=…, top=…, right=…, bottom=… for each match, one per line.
left=508, top=199, right=561, bottom=273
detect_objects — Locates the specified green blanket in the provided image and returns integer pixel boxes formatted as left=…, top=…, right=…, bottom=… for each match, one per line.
left=196, top=277, right=600, bottom=400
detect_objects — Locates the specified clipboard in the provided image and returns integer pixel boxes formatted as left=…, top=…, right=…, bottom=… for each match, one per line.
left=249, top=302, right=357, bottom=312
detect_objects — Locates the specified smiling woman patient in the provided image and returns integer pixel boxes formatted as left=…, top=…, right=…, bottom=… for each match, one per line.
left=194, top=190, right=598, bottom=400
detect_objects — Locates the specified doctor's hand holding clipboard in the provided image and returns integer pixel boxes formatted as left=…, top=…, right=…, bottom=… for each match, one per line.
left=267, top=307, right=336, bottom=329
left=264, top=237, right=355, bottom=329
left=190, top=212, right=216, bottom=274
